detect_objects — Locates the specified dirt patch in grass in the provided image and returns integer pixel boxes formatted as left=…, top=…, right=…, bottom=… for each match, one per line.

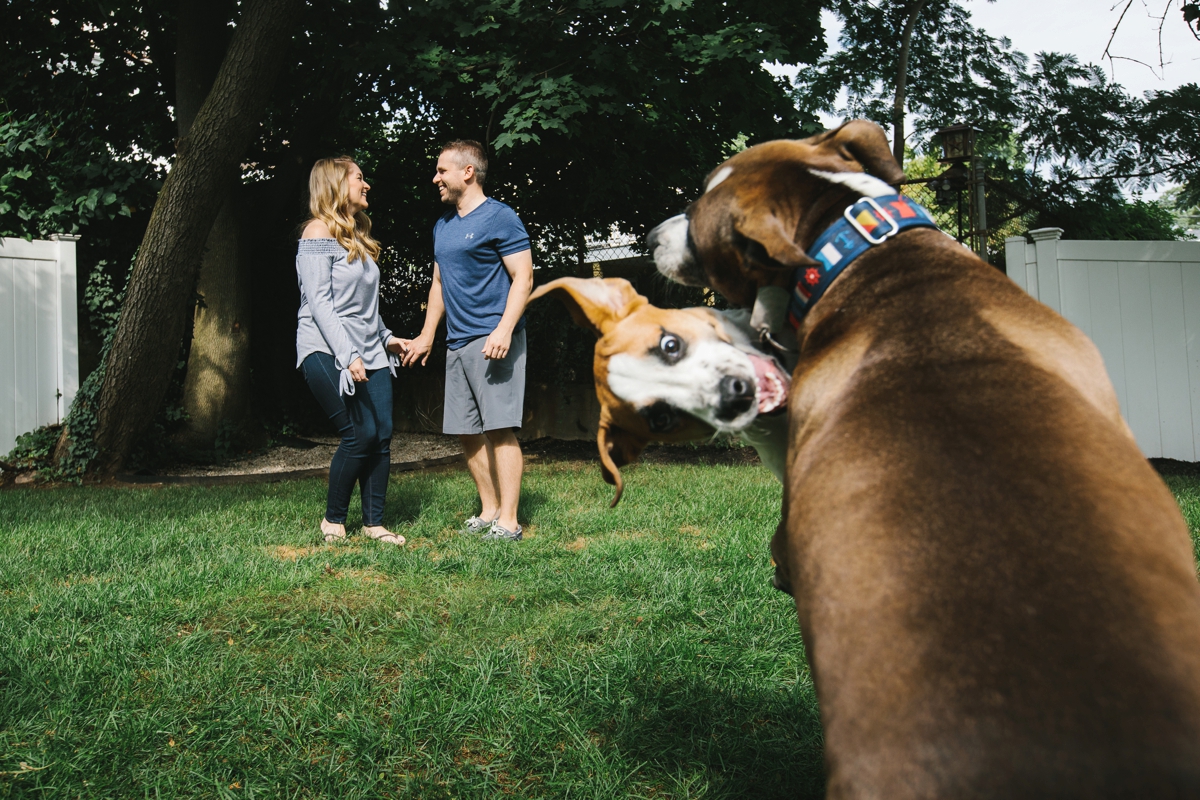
left=158, top=432, right=464, bottom=478
left=332, top=567, right=392, bottom=585
left=564, top=537, right=589, bottom=551
left=266, top=545, right=320, bottom=561
left=524, top=437, right=760, bottom=467
left=3, top=434, right=764, bottom=490
left=208, top=580, right=409, bottom=622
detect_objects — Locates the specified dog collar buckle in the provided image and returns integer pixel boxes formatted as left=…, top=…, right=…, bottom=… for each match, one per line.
left=844, top=197, right=899, bottom=245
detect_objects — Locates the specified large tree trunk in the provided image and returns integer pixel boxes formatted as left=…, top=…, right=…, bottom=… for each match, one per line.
left=177, top=195, right=253, bottom=451
left=892, top=0, right=927, bottom=165
left=57, top=0, right=301, bottom=475
left=175, top=0, right=254, bottom=452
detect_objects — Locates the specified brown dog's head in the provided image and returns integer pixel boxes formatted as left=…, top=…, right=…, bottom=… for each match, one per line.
left=646, top=120, right=905, bottom=310
left=529, top=277, right=789, bottom=506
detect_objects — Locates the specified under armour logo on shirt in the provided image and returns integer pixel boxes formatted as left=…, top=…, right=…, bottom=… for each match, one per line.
left=465, top=233, right=475, bottom=239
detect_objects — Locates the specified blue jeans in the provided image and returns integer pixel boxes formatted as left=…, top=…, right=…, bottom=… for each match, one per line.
left=301, top=351, right=393, bottom=526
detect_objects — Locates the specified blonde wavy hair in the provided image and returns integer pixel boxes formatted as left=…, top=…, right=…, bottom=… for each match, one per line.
left=306, top=156, right=381, bottom=265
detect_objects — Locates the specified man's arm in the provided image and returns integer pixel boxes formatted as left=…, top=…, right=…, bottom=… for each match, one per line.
left=482, top=249, right=534, bottom=360
left=396, top=262, right=445, bottom=367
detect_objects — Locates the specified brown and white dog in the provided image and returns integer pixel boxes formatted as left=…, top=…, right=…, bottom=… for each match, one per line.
left=528, top=276, right=791, bottom=504
left=647, top=120, right=1200, bottom=797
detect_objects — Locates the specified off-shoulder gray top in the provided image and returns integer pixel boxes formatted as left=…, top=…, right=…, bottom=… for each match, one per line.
left=295, top=237, right=397, bottom=395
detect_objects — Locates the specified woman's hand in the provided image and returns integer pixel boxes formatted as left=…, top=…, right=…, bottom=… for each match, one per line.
left=398, top=333, right=433, bottom=367
left=386, top=336, right=407, bottom=356
left=348, top=357, right=367, bottom=382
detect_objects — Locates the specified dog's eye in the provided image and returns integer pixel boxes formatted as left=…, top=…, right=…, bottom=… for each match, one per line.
left=659, top=333, right=684, bottom=360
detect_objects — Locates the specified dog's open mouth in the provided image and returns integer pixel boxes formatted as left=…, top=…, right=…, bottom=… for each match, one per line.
left=749, top=353, right=790, bottom=414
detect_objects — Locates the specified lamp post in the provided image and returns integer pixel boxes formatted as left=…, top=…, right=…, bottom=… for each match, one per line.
left=935, top=123, right=987, bottom=259
left=937, top=123, right=977, bottom=163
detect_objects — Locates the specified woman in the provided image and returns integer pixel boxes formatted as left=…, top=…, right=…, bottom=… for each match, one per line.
left=296, top=157, right=406, bottom=546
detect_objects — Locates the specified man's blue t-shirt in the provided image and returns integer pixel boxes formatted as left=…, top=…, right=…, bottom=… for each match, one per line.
left=433, top=198, right=531, bottom=351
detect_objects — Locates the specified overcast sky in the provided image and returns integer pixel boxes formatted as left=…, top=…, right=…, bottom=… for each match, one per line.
left=966, top=0, right=1197, bottom=98
left=792, top=1, right=1196, bottom=134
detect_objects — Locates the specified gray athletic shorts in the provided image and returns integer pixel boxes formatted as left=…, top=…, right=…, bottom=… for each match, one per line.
left=442, top=329, right=527, bottom=435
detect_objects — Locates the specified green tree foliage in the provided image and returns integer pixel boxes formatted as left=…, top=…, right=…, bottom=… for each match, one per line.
left=271, top=0, right=827, bottom=268
left=2, top=0, right=173, bottom=237
left=0, top=110, right=153, bottom=239
left=796, top=0, right=1198, bottom=242
left=2, top=1, right=173, bottom=378
left=797, top=0, right=1024, bottom=146
left=1139, top=84, right=1200, bottom=207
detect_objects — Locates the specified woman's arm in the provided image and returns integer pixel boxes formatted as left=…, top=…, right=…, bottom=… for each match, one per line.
left=297, top=229, right=363, bottom=379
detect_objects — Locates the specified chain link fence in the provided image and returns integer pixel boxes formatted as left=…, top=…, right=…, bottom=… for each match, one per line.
left=902, top=174, right=1033, bottom=266
left=900, top=178, right=959, bottom=236
left=583, top=230, right=644, bottom=263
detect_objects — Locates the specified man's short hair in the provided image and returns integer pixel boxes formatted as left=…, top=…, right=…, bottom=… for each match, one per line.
left=441, top=140, right=488, bottom=188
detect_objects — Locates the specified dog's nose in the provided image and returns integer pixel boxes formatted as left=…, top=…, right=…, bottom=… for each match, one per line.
left=645, top=221, right=664, bottom=252
left=716, top=375, right=755, bottom=420
left=647, top=214, right=700, bottom=284
left=646, top=215, right=681, bottom=253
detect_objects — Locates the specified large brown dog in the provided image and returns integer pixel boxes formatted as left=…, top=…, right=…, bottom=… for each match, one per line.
left=648, top=120, right=1200, bottom=797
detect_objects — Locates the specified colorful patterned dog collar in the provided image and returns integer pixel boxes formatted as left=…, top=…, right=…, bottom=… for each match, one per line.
left=787, top=194, right=938, bottom=328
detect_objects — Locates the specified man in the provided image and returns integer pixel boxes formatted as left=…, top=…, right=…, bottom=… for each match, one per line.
left=398, top=140, right=533, bottom=542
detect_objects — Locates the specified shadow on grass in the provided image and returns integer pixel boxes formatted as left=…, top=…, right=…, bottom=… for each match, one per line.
left=384, top=476, right=450, bottom=525
left=516, top=487, right=550, bottom=523
left=564, top=670, right=825, bottom=799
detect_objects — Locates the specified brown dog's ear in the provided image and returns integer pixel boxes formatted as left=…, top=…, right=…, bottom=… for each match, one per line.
left=734, top=207, right=819, bottom=269
left=597, top=415, right=650, bottom=508
left=823, top=119, right=907, bottom=185
left=528, top=277, right=648, bottom=336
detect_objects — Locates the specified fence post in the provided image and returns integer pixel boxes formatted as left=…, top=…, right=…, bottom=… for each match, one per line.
left=1029, top=227, right=1064, bottom=313
left=48, top=234, right=81, bottom=422
left=971, top=159, right=987, bottom=259
left=1004, top=236, right=1029, bottom=295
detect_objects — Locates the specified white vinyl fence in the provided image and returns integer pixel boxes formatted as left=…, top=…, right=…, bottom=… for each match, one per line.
left=0, top=235, right=80, bottom=458
left=1006, top=229, right=1200, bottom=460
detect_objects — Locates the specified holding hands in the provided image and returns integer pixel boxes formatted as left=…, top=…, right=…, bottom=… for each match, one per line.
left=394, top=333, right=432, bottom=367
left=392, top=327, right=511, bottom=366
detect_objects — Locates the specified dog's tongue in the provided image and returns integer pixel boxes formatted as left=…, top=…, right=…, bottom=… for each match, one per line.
left=749, top=353, right=790, bottom=414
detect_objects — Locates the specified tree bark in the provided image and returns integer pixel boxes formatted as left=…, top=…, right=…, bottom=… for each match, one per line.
left=175, top=0, right=254, bottom=452
left=79, top=0, right=301, bottom=474
left=177, top=195, right=253, bottom=451
left=892, top=0, right=927, bottom=165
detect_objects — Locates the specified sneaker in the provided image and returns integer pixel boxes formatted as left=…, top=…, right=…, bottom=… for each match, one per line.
left=459, top=515, right=493, bottom=536
left=482, top=521, right=523, bottom=542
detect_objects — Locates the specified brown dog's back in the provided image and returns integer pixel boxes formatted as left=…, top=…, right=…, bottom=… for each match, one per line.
left=776, top=230, right=1200, bottom=798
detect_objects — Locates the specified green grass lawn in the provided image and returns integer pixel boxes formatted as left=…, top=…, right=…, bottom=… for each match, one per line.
left=0, top=459, right=821, bottom=799
left=1159, top=468, right=1200, bottom=567
left=4, top=460, right=1200, bottom=799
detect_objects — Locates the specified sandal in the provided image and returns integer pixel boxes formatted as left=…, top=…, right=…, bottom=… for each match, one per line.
left=321, top=519, right=347, bottom=544
left=363, top=526, right=406, bottom=546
